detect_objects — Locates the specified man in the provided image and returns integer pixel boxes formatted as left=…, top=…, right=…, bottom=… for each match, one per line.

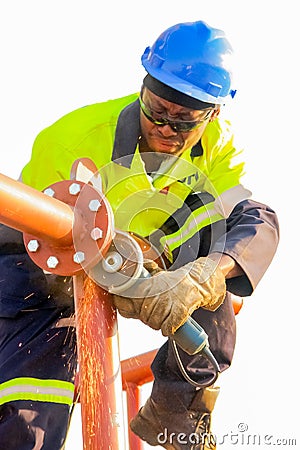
left=0, top=20, right=279, bottom=449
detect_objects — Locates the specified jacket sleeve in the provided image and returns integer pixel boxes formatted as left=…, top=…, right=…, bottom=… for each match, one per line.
left=155, top=195, right=280, bottom=297
left=211, top=199, right=280, bottom=296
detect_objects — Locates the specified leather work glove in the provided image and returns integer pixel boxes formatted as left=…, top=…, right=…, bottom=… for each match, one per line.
left=113, top=257, right=226, bottom=336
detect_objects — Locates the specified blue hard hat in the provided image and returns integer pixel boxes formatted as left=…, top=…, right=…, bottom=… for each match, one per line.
left=141, top=20, right=237, bottom=105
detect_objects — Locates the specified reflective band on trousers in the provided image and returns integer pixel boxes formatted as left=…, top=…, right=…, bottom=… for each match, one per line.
left=0, top=377, right=75, bottom=406
left=160, top=202, right=223, bottom=254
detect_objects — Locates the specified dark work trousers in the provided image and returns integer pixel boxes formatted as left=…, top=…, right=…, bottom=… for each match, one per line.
left=0, top=305, right=77, bottom=450
left=151, top=293, right=236, bottom=412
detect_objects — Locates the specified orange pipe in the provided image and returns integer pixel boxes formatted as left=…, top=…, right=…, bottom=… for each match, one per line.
left=0, top=173, right=73, bottom=244
left=73, top=274, right=125, bottom=449
left=121, top=349, right=157, bottom=450
left=121, top=349, right=157, bottom=388
left=125, top=383, right=143, bottom=450
left=232, top=294, right=243, bottom=315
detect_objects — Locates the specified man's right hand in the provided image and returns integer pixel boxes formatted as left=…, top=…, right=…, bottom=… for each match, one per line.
left=113, top=257, right=226, bottom=336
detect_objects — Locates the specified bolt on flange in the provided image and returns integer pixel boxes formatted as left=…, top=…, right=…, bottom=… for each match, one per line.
left=73, top=251, right=85, bottom=264
left=90, top=227, right=103, bottom=241
left=69, top=183, right=81, bottom=195
left=44, top=188, right=55, bottom=197
left=89, top=199, right=101, bottom=212
left=47, top=256, right=59, bottom=269
left=27, top=239, right=40, bottom=252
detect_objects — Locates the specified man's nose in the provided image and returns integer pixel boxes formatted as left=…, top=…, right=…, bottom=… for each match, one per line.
left=158, top=124, right=178, bottom=136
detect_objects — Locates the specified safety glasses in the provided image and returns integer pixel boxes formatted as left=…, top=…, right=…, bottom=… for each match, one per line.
left=139, top=96, right=213, bottom=133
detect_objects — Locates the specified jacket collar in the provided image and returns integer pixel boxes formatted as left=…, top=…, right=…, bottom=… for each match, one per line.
left=112, top=99, right=141, bottom=167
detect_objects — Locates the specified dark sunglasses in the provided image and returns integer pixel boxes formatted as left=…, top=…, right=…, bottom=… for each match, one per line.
left=139, top=96, right=213, bottom=133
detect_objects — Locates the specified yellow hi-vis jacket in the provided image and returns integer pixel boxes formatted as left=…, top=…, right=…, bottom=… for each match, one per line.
left=21, top=94, right=250, bottom=261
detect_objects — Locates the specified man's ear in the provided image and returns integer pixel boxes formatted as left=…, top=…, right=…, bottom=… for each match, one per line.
left=209, top=105, right=221, bottom=122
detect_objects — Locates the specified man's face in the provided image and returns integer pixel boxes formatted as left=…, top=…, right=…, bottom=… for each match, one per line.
left=139, top=87, right=219, bottom=156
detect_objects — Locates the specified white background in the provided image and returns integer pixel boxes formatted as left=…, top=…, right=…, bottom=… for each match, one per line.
left=0, top=1, right=299, bottom=449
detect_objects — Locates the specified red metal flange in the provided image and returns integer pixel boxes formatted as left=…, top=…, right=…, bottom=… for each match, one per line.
left=23, top=180, right=114, bottom=276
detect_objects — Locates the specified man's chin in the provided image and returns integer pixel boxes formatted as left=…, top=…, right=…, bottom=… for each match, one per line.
left=152, top=142, right=181, bottom=155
